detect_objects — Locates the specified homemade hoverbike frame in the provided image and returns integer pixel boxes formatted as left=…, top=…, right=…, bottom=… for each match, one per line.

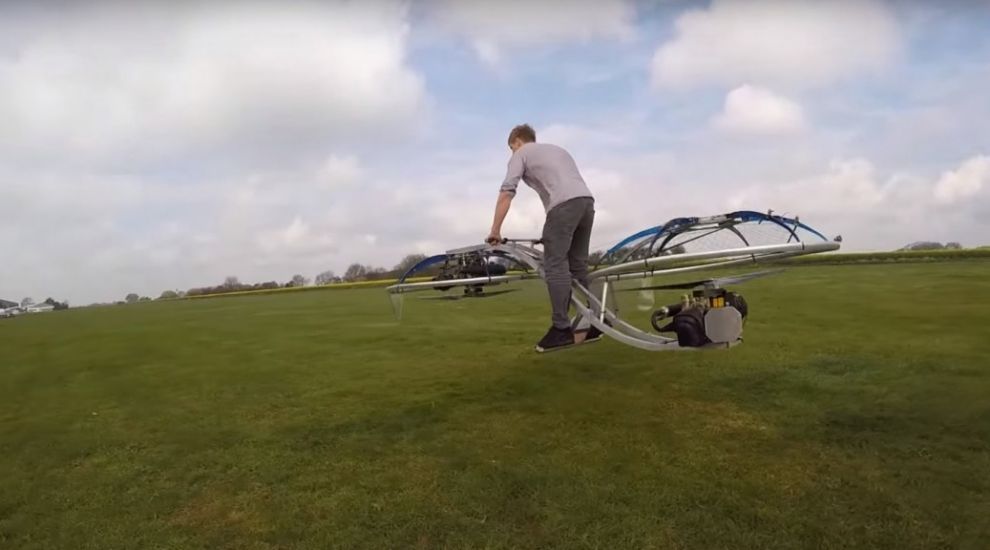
left=386, top=211, right=841, bottom=351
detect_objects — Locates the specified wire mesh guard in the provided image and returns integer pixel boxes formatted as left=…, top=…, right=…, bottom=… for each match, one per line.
left=599, top=211, right=832, bottom=267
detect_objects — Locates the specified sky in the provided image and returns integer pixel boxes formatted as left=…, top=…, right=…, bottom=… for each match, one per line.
left=2, top=0, right=989, bottom=305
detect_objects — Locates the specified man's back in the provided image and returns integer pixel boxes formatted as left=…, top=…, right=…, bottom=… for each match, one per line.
left=490, top=124, right=600, bottom=351
left=501, top=142, right=593, bottom=212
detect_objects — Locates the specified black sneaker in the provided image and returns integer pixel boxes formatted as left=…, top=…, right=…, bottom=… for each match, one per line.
left=583, top=325, right=605, bottom=343
left=535, top=326, right=575, bottom=353
left=581, top=318, right=613, bottom=343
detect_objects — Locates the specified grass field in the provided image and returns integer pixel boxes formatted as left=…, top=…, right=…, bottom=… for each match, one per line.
left=1, top=262, right=989, bottom=549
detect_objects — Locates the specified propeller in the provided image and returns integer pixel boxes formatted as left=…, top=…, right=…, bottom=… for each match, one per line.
left=418, top=288, right=520, bottom=301
left=389, top=292, right=404, bottom=321
left=635, top=276, right=656, bottom=312
left=618, top=269, right=785, bottom=292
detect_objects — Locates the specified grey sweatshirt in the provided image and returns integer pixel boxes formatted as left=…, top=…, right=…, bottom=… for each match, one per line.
left=500, top=142, right=594, bottom=212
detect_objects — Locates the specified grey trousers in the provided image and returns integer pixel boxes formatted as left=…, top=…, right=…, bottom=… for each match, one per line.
left=541, top=197, right=595, bottom=329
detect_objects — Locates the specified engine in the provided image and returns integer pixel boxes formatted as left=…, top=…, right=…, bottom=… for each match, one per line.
left=432, top=252, right=508, bottom=293
left=651, top=288, right=748, bottom=347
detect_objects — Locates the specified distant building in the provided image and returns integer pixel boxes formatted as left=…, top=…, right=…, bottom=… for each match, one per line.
left=25, top=303, right=55, bottom=313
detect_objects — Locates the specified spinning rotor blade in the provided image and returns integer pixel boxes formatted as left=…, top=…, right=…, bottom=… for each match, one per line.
left=635, top=276, right=656, bottom=312
left=626, top=278, right=712, bottom=291
left=708, top=268, right=785, bottom=286
left=389, top=292, right=404, bottom=321
left=468, top=289, right=520, bottom=298
left=418, top=288, right=520, bottom=301
left=618, top=269, right=785, bottom=292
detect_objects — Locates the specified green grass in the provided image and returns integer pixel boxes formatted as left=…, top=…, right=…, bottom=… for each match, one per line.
left=787, top=248, right=990, bottom=264
left=1, top=262, right=988, bottom=549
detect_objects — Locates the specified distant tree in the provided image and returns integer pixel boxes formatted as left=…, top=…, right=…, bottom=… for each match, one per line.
left=21, top=297, right=34, bottom=307
left=223, top=276, right=242, bottom=290
left=588, top=250, right=605, bottom=265
left=315, top=270, right=338, bottom=285
left=139, top=296, right=152, bottom=302
left=125, top=293, right=139, bottom=304
left=945, top=242, right=962, bottom=250
left=900, top=241, right=945, bottom=251
left=291, top=274, right=309, bottom=287
left=394, top=254, right=428, bottom=275
left=159, top=290, right=179, bottom=300
left=366, top=266, right=388, bottom=281
left=344, top=263, right=367, bottom=281
left=37, top=297, right=69, bottom=310
left=610, top=246, right=634, bottom=261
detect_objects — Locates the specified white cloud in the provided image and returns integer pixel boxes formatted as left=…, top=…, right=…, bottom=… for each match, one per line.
left=725, top=159, right=903, bottom=229
left=933, top=155, right=990, bottom=204
left=0, top=2, right=432, bottom=303
left=651, top=0, right=901, bottom=90
left=317, top=155, right=363, bottom=189
left=714, top=85, right=805, bottom=135
left=0, top=2, right=425, bottom=166
left=430, top=0, right=634, bottom=66
left=724, top=155, right=990, bottom=249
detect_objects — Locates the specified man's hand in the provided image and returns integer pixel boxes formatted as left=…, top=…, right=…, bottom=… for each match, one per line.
left=486, top=231, right=503, bottom=245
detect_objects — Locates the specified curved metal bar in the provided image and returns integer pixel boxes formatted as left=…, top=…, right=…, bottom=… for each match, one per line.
left=793, top=220, right=829, bottom=242
left=654, top=222, right=735, bottom=255
left=603, top=217, right=699, bottom=265
left=569, top=287, right=684, bottom=351
left=726, top=224, right=750, bottom=247
left=573, top=283, right=676, bottom=344
left=397, top=254, right=449, bottom=284
left=590, top=241, right=840, bottom=280
left=729, top=210, right=800, bottom=243
left=612, top=232, right=661, bottom=265
left=731, top=210, right=829, bottom=242
left=605, top=224, right=665, bottom=255
left=597, top=250, right=805, bottom=283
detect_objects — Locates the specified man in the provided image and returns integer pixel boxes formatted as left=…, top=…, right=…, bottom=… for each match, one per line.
left=486, top=124, right=602, bottom=352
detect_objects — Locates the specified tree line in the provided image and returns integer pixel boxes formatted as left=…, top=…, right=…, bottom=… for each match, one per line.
left=899, top=241, right=962, bottom=251
left=130, top=249, right=636, bottom=303
left=132, top=254, right=436, bottom=302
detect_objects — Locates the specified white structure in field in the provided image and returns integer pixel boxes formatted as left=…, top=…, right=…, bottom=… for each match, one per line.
left=0, top=299, right=19, bottom=318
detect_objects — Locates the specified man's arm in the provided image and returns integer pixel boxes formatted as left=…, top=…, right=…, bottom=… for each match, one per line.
left=487, top=191, right=514, bottom=244
left=488, top=152, right=523, bottom=244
